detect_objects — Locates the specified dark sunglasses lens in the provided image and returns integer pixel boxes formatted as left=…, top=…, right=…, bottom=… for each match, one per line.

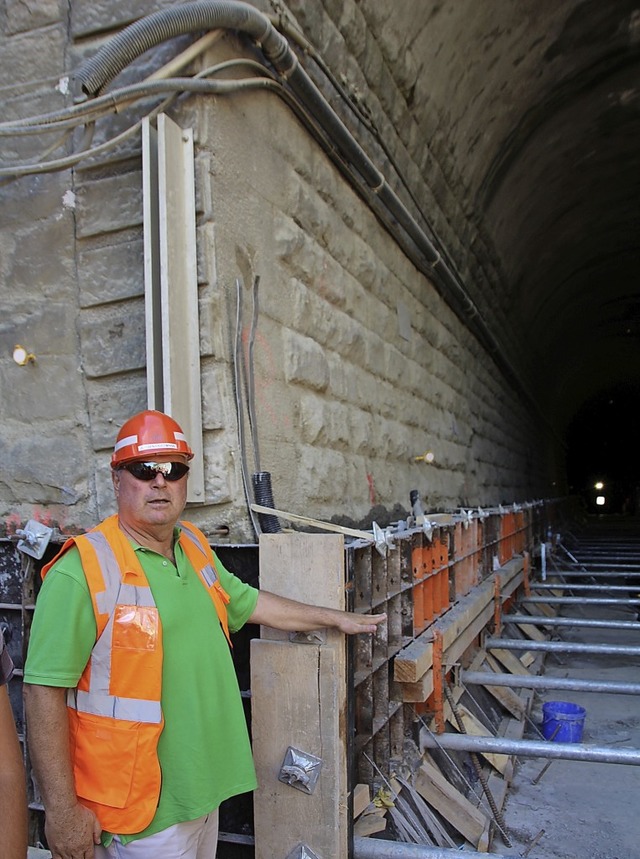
left=125, top=462, right=189, bottom=481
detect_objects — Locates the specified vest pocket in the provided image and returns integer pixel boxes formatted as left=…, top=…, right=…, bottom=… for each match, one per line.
left=71, top=711, right=138, bottom=808
left=112, top=604, right=159, bottom=650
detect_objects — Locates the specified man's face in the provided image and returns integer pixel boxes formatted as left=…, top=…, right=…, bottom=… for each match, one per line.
left=111, top=454, right=189, bottom=535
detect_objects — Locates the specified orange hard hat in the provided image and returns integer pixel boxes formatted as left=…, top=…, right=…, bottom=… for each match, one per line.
left=111, top=410, right=194, bottom=467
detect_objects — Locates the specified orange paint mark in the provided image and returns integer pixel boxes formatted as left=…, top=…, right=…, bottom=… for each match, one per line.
left=366, top=472, right=376, bottom=504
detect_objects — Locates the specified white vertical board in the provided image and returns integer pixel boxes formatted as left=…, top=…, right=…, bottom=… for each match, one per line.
left=142, top=114, right=204, bottom=503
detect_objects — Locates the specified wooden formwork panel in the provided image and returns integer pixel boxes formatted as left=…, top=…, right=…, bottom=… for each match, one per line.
left=251, top=639, right=347, bottom=858
left=253, top=533, right=348, bottom=857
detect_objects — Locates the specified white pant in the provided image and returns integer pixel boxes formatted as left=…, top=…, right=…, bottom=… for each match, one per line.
left=94, top=809, right=219, bottom=858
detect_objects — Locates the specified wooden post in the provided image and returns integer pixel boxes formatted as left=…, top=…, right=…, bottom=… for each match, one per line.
left=251, top=533, right=348, bottom=858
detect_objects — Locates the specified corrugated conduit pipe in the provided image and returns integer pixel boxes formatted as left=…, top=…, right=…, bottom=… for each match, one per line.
left=75, top=0, right=531, bottom=407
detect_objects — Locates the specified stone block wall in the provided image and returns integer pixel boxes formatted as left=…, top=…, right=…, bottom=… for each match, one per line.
left=0, top=1, right=558, bottom=541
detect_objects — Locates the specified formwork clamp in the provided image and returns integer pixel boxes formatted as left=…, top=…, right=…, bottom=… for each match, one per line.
left=372, top=522, right=396, bottom=556
left=15, top=519, right=53, bottom=560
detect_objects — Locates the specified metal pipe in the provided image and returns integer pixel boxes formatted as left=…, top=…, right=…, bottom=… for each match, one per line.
left=568, top=563, right=640, bottom=571
left=545, top=570, right=640, bottom=578
left=353, top=837, right=514, bottom=859
left=520, top=596, right=640, bottom=605
left=485, top=637, right=640, bottom=657
left=461, top=669, right=640, bottom=696
left=503, top=613, right=640, bottom=630
left=532, top=583, right=640, bottom=592
left=421, top=732, right=640, bottom=765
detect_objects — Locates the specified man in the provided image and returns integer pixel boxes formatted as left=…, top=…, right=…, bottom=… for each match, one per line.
left=24, top=410, right=386, bottom=859
left=0, top=626, right=28, bottom=859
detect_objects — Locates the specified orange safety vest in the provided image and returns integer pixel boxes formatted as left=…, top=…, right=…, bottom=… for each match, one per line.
left=41, top=514, right=231, bottom=834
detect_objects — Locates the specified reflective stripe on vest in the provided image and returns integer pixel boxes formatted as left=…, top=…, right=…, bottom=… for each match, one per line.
left=68, top=523, right=163, bottom=724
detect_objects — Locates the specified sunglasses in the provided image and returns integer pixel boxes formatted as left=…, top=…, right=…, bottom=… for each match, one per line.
left=121, top=461, right=190, bottom=482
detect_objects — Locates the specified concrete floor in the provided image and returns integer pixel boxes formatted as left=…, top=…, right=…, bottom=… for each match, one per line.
left=495, top=586, right=640, bottom=857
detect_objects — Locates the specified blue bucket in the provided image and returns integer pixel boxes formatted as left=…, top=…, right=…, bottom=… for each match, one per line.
left=541, top=701, right=586, bottom=743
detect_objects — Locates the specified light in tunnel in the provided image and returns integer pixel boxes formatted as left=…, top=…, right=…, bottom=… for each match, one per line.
left=596, top=495, right=606, bottom=506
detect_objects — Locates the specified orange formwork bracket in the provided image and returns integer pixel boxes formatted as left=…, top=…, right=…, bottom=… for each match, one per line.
left=431, top=629, right=445, bottom=734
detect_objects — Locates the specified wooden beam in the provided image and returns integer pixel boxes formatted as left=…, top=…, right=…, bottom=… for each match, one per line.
left=413, top=759, right=490, bottom=849
left=252, top=533, right=348, bottom=858
left=395, top=557, right=525, bottom=683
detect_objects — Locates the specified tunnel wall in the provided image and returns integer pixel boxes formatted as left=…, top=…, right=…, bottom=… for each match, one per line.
left=0, top=0, right=563, bottom=541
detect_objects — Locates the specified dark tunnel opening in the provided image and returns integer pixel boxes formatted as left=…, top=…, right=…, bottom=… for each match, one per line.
left=566, top=381, right=640, bottom=515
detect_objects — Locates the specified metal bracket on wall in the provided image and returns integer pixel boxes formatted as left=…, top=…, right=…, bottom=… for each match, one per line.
left=15, top=519, right=53, bottom=560
left=278, top=747, right=323, bottom=794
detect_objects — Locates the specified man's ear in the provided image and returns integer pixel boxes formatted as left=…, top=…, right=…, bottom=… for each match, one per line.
left=111, top=469, right=120, bottom=495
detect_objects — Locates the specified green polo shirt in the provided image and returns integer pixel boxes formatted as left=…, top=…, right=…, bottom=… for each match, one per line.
left=24, top=526, right=259, bottom=844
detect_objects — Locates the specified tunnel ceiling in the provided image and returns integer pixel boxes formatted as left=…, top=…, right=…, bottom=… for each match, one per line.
left=355, top=0, right=640, bottom=444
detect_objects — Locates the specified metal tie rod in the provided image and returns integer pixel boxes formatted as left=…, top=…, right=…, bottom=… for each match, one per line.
left=503, top=613, right=640, bottom=630
left=461, top=669, right=640, bottom=696
left=485, top=636, right=640, bottom=657
left=521, top=595, right=640, bottom=605
left=421, top=732, right=640, bottom=765
left=353, top=838, right=514, bottom=859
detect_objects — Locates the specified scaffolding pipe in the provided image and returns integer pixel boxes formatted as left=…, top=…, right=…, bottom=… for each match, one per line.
left=520, top=596, right=640, bottom=605
left=353, top=837, right=514, bottom=859
left=544, top=570, right=640, bottom=578
left=503, top=613, right=640, bottom=630
left=485, top=637, right=640, bottom=657
left=568, top=563, right=640, bottom=571
left=461, top=669, right=640, bottom=696
left=421, top=732, right=640, bottom=765
left=532, top=583, right=640, bottom=592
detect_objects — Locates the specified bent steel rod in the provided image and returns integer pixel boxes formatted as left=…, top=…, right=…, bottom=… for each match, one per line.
left=503, top=613, right=640, bottom=630
left=461, top=669, right=640, bottom=696
left=485, top=637, right=640, bottom=657
left=421, top=732, right=640, bottom=765
left=521, top=595, right=640, bottom=605
left=353, top=838, right=513, bottom=858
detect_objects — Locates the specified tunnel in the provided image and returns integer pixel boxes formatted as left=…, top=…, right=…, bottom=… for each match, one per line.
left=367, top=0, right=640, bottom=514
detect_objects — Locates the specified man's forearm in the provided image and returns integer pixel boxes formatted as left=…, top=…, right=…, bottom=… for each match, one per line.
left=23, top=684, right=102, bottom=858
left=0, top=686, right=28, bottom=859
left=23, top=684, right=78, bottom=812
left=249, top=590, right=386, bottom=634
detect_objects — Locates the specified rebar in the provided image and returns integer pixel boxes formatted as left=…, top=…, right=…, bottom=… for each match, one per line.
left=442, top=682, right=511, bottom=846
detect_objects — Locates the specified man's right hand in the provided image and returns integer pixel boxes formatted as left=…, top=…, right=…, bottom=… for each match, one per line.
left=44, top=802, right=102, bottom=859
